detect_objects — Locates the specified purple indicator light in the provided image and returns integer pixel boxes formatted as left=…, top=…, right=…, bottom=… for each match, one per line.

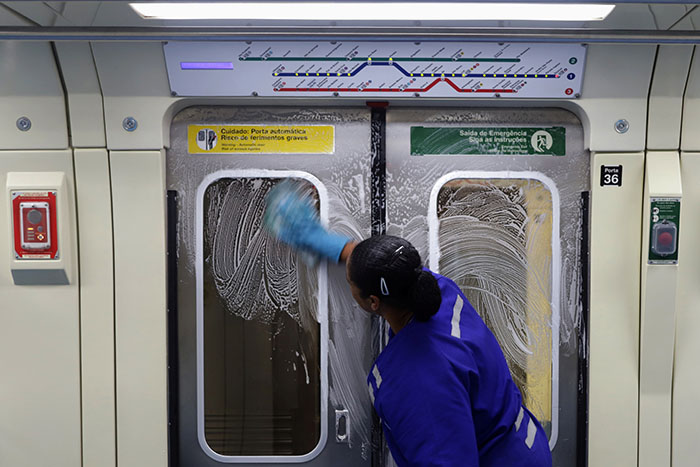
left=180, top=62, right=233, bottom=70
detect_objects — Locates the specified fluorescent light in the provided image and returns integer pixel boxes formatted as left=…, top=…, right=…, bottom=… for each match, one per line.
left=130, top=2, right=615, bottom=22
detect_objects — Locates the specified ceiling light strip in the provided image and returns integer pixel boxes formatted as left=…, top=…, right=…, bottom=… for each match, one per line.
left=130, top=2, right=615, bottom=22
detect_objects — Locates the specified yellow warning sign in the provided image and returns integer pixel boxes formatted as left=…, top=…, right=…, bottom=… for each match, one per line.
left=188, top=125, right=334, bottom=154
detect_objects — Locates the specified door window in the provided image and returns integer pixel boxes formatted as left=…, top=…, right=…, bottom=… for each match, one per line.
left=199, top=175, right=325, bottom=460
left=430, top=174, right=559, bottom=437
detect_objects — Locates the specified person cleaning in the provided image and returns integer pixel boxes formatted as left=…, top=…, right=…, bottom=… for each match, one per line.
left=264, top=182, right=552, bottom=467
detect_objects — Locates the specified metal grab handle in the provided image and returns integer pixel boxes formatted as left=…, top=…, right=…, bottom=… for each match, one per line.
left=335, top=409, right=350, bottom=443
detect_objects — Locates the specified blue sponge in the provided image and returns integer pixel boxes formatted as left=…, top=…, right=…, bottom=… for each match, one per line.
left=264, top=180, right=349, bottom=263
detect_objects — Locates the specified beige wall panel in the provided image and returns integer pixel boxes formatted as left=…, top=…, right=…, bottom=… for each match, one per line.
left=74, top=148, right=116, bottom=467
left=647, top=46, right=694, bottom=150
left=1, top=2, right=60, bottom=26
left=0, top=150, right=80, bottom=466
left=92, top=42, right=173, bottom=151
left=682, top=47, right=700, bottom=151
left=672, top=152, right=700, bottom=466
left=0, top=4, right=33, bottom=25
left=0, top=41, right=68, bottom=150
left=110, top=150, right=168, bottom=467
left=55, top=42, right=106, bottom=148
left=650, top=5, right=695, bottom=30
left=576, top=45, right=656, bottom=152
left=588, top=152, right=643, bottom=467
left=639, top=151, right=681, bottom=467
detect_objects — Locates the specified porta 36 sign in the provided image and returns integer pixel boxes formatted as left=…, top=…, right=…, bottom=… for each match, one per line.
left=600, top=165, right=623, bottom=187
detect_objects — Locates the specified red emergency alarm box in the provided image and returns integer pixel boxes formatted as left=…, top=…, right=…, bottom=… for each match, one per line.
left=12, top=191, right=58, bottom=260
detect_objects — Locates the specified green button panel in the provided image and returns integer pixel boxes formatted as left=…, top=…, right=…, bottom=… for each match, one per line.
left=648, top=197, right=680, bottom=264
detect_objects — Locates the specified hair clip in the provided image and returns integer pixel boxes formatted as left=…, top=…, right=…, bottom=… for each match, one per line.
left=380, top=277, right=390, bottom=296
left=387, top=245, right=405, bottom=266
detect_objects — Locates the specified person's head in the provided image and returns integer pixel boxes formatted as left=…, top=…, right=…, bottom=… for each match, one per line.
left=346, top=235, right=441, bottom=321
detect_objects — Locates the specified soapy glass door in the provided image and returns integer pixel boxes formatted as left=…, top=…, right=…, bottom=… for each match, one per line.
left=386, top=107, right=589, bottom=466
left=167, top=106, right=375, bottom=466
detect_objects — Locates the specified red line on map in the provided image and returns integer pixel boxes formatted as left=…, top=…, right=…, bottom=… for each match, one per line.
left=275, top=77, right=518, bottom=94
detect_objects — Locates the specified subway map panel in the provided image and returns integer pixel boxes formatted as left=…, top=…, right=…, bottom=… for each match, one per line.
left=164, top=41, right=586, bottom=99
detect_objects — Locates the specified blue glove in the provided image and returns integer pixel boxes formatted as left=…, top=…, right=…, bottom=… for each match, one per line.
left=264, top=181, right=350, bottom=263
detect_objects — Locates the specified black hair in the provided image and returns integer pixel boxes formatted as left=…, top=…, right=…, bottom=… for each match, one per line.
left=348, top=235, right=441, bottom=322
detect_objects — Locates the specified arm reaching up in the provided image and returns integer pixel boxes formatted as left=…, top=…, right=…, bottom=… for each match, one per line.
left=264, top=180, right=352, bottom=263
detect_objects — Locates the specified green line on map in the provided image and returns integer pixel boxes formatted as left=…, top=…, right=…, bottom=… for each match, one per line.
left=241, top=56, right=520, bottom=62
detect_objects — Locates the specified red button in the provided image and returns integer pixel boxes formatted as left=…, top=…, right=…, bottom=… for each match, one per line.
left=658, top=232, right=673, bottom=246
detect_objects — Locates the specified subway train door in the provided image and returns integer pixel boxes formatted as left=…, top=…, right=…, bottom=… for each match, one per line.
left=167, top=107, right=375, bottom=466
left=385, top=107, right=590, bottom=466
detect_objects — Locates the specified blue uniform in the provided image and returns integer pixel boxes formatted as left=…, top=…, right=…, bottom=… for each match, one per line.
left=367, top=271, right=552, bottom=467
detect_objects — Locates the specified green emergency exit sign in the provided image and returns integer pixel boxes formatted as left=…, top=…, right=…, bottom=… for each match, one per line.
left=410, top=126, right=566, bottom=156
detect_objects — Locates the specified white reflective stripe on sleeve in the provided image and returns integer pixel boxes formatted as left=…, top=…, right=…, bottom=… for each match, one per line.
left=368, top=383, right=375, bottom=404
left=515, top=406, right=525, bottom=431
left=525, top=417, right=537, bottom=449
left=451, top=295, right=464, bottom=338
left=372, top=365, right=383, bottom=389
